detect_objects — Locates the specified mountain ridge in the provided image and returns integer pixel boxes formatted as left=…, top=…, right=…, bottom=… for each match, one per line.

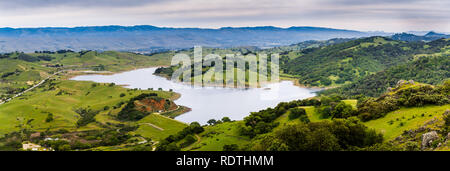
left=391, top=32, right=450, bottom=42
left=0, top=25, right=387, bottom=53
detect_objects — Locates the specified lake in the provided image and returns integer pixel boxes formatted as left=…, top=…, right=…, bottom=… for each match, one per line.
left=71, top=67, right=318, bottom=124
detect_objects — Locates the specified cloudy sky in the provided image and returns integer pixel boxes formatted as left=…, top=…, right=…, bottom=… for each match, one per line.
left=0, top=0, right=449, bottom=32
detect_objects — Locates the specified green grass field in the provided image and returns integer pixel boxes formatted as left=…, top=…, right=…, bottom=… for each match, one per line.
left=1, top=51, right=173, bottom=101
left=133, top=114, right=188, bottom=141
left=271, top=99, right=450, bottom=142
left=342, top=99, right=357, bottom=109
left=274, top=106, right=318, bottom=125
left=0, top=59, right=56, bottom=98
left=29, top=51, right=172, bottom=72
left=0, top=79, right=179, bottom=136
left=184, top=121, right=251, bottom=151
left=364, top=104, right=450, bottom=140
left=190, top=99, right=360, bottom=151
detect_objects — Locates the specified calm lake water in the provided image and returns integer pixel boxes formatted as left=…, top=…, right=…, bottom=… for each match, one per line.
left=71, top=68, right=318, bottom=124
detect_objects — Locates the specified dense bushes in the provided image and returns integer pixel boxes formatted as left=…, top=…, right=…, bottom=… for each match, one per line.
left=356, top=82, right=449, bottom=121
left=312, top=95, right=357, bottom=119
left=0, top=132, right=23, bottom=151
left=207, top=117, right=233, bottom=126
left=180, top=135, right=197, bottom=148
left=41, top=140, right=72, bottom=151
left=223, top=144, right=240, bottom=151
left=1, top=69, right=22, bottom=78
left=331, top=102, right=356, bottom=118
left=445, top=111, right=450, bottom=125
left=239, top=96, right=347, bottom=137
left=288, top=108, right=310, bottom=123
left=283, top=37, right=449, bottom=87
left=249, top=117, right=383, bottom=151
left=17, top=53, right=39, bottom=62
left=37, top=55, right=54, bottom=61
left=156, top=122, right=204, bottom=151
left=75, top=108, right=99, bottom=127
left=154, top=67, right=174, bottom=77
left=240, top=103, right=287, bottom=137
left=45, top=113, right=54, bottom=122
left=288, top=108, right=306, bottom=120
left=321, top=54, right=450, bottom=97
left=96, top=130, right=132, bottom=146
left=38, top=128, right=133, bottom=151
left=316, top=101, right=356, bottom=119
left=395, top=84, right=449, bottom=107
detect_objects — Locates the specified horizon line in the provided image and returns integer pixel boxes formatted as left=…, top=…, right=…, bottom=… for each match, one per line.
left=0, top=24, right=389, bottom=33
left=1, top=25, right=448, bottom=35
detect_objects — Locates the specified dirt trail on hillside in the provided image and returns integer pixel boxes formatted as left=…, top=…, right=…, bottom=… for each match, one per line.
left=140, top=123, right=164, bottom=131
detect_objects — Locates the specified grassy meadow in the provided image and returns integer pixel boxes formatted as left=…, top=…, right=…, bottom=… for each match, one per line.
left=0, top=79, right=182, bottom=138
left=183, top=121, right=251, bottom=151
left=364, top=105, right=450, bottom=140
left=133, top=114, right=188, bottom=141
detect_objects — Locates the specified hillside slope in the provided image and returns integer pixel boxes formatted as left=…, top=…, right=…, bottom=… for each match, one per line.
left=321, top=39, right=449, bottom=97
left=0, top=25, right=383, bottom=52
left=283, top=37, right=449, bottom=87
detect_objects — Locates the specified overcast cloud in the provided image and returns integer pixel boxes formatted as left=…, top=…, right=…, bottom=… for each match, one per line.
left=0, top=0, right=448, bottom=32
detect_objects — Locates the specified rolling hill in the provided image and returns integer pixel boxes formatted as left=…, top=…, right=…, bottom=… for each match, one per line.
left=0, top=50, right=171, bottom=101
left=391, top=32, right=450, bottom=42
left=282, top=37, right=450, bottom=87
left=320, top=39, right=450, bottom=97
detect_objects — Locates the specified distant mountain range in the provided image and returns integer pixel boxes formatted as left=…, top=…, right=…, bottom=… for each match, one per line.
left=0, top=25, right=390, bottom=53
left=391, top=32, right=450, bottom=42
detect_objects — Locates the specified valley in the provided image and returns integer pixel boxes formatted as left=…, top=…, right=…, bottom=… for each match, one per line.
left=0, top=34, right=449, bottom=151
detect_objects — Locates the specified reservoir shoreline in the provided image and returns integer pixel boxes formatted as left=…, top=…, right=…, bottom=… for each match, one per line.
left=71, top=67, right=318, bottom=124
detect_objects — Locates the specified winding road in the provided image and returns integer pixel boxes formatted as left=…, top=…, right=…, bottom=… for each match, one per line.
left=0, top=70, right=63, bottom=106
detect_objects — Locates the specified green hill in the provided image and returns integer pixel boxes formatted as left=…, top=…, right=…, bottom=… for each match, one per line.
left=0, top=58, right=55, bottom=100
left=0, top=50, right=182, bottom=151
left=282, top=37, right=449, bottom=87
left=176, top=80, right=450, bottom=151
left=320, top=42, right=449, bottom=97
left=0, top=51, right=171, bottom=101
left=0, top=79, right=185, bottom=151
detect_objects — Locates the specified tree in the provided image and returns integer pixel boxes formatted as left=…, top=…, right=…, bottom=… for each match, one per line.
left=165, top=143, right=181, bottom=151
left=207, top=119, right=217, bottom=125
left=315, top=106, right=331, bottom=119
left=103, top=106, right=110, bottom=111
left=222, top=117, right=232, bottom=122
left=59, top=144, right=72, bottom=151
left=188, top=122, right=204, bottom=134
left=299, top=115, right=310, bottom=123
left=180, top=135, right=197, bottom=147
left=288, top=108, right=306, bottom=120
left=223, top=144, right=239, bottom=151
left=251, top=117, right=383, bottom=151
left=308, top=127, right=340, bottom=151
left=273, top=123, right=312, bottom=151
left=320, top=77, right=332, bottom=86
left=45, top=113, right=54, bottom=122
left=331, top=102, right=355, bottom=119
